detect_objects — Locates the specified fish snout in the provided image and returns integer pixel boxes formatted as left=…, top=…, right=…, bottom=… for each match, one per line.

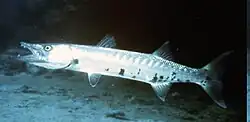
left=20, top=42, right=30, bottom=48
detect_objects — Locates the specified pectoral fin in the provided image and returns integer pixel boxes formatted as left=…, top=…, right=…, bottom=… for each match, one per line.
left=88, top=73, right=102, bottom=87
left=151, top=82, right=172, bottom=101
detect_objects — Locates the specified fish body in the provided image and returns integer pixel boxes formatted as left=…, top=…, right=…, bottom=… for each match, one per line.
left=17, top=35, right=232, bottom=108
left=68, top=44, right=200, bottom=85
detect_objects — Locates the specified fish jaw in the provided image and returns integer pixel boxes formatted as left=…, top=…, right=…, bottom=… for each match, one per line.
left=17, top=42, right=47, bottom=63
left=17, top=42, right=73, bottom=69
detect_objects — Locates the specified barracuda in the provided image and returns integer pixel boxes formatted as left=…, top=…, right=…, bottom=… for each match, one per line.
left=17, top=35, right=232, bottom=108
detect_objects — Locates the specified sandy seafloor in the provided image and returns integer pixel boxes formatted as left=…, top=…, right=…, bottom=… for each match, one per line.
left=0, top=60, right=242, bottom=122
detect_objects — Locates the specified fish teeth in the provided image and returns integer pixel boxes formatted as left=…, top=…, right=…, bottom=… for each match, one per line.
left=21, top=45, right=26, bottom=48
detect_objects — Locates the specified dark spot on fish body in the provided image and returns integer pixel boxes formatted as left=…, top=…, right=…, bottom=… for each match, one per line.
left=151, top=73, right=158, bottom=82
left=201, top=80, right=207, bottom=84
left=166, top=76, right=169, bottom=80
left=72, top=59, right=79, bottom=64
left=158, top=79, right=164, bottom=82
left=177, top=79, right=181, bottom=82
left=137, top=69, right=141, bottom=75
left=162, top=80, right=167, bottom=82
left=185, top=80, right=190, bottom=82
left=171, top=76, right=176, bottom=81
left=170, top=72, right=177, bottom=81
left=203, top=80, right=207, bottom=84
left=119, top=69, right=125, bottom=75
left=171, top=72, right=176, bottom=76
left=105, top=68, right=109, bottom=71
left=153, top=77, right=157, bottom=81
left=201, top=80, right=207, bottom=86
left=160, top=76, right=164, bottom=79
left=132, top=76, right=136, bottom=78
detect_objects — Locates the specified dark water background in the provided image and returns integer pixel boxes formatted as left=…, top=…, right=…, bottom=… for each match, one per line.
left=0, top=0, right=245, bottom=118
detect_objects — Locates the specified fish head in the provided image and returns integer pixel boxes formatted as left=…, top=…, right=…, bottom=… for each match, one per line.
left=17, top=42, right=74, bottom=69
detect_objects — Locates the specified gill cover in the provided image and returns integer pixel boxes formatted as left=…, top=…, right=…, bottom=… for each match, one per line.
left=20, top=43, right=76, bottom=70
left=45, top=44, right=75, bottom=69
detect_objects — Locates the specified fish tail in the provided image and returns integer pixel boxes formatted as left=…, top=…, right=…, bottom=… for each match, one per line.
left=200, top=51, right=234, bottom=108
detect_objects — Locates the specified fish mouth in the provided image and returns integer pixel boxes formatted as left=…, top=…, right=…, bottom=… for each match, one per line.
left=16, top=42, right=73, bottom=69
left=17, top=42, right=45, bottom=63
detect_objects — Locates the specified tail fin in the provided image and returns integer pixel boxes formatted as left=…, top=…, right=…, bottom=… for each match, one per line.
left=201, top=51, right=234, bottom=108
left=202, top=51, right=233, bottom=79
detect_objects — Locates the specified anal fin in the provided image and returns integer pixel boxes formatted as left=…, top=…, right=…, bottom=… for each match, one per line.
left=151, top=82, right=172, bottom=101
left=88, top=73, right=102, bottom=87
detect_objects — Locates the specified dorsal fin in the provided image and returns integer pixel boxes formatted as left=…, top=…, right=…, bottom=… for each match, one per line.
left=152, top=41, right=175, bottom=61
left=96, top=35, right=116, bottom=48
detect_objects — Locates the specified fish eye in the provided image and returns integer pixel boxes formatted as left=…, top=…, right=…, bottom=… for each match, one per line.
left=44, top=45, right=53, bottom=51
